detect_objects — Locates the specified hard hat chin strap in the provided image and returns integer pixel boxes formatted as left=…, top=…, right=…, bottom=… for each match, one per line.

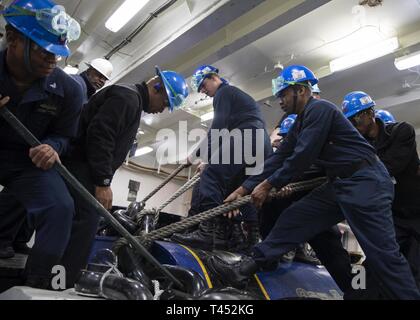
left=23, top=37, right=33, bottom=74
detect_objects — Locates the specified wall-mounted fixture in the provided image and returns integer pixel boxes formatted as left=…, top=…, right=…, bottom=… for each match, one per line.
left=330, top=37, right=399, bottom=73
left=394, top=51, right=420, bottom=70
left=105, top=0, right=151, bottom=33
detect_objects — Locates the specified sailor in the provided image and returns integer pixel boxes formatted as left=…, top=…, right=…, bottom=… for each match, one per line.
left=209, top=65, right=420, bottom=299
left=71, top=58, right=113, bottom=105
left=375, top=108, right=396, bottom=124
left=270, top=84, right=321, bottom=150
left=0, top=0, right=83, bottom=288
left=60, top=67, right=189, bottom=287
left=171, top=65, right=272, bottom=251
left=311, top=83, right=321, bottom=100
left=342, top=91, right=420, bottom=292
left=260, top=114, right=353, bottom=293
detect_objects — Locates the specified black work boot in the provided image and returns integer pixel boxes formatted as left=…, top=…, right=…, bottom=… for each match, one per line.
left=171, top=218, right=229, bottom=251
left=208, top=255, right=259, bottom=288
left=0, top=246, right=15, bottom=259
left=294, top=243, right=321, bottom=265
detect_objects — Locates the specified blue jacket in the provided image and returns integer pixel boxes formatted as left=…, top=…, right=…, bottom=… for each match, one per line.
left=243, top=97, right=377, bottom=190
left=0, top=50, right=83, bottom=163
left=202, top=83, right=271, bottom=161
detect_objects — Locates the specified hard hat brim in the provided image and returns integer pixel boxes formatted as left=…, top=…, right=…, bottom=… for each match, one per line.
left=84, top=62, right=111, bottom=80
left=155, top=66, right=175, bottom=111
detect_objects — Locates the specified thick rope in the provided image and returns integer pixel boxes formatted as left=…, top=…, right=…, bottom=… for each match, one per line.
left=112, top=177, right=327, bottom=252
left=141, top=164, right=189, bottom=204
left=154, top=173, right=201, bottom=226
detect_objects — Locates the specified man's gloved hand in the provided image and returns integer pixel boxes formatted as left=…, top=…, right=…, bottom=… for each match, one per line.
left=95, top=186, right=113, bottom=210
left=29, top=144, right=61, bottom=170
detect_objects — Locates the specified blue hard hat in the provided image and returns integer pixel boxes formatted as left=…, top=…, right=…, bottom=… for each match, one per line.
left=155, top=66, right=189, bottom=112
left=279, top=114, right=297, bottom=135
left=272, top=65, right=318, bottom=97
left=375, top=109, right=396, bottom=124
left=191, top=65, right=219, bottom=92
left=2, top=0, right=81, bottom=57
left=342, top=91, right=376, bottom=119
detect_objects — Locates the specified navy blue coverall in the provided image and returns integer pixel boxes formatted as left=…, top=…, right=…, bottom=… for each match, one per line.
left=0, top=50, right=83, bottom=281
left=0, top=72, right=97, bottom=254
left=259, top=167, right=353, bottom=293
left=242, top=97, right=420, bottom=299
left=196, top=83, right=272, bottom=222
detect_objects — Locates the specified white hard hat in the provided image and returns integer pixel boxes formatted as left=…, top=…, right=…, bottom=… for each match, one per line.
left=85, top=58, right=113, bottom=80
left=311, top=83, right=321, bottom=94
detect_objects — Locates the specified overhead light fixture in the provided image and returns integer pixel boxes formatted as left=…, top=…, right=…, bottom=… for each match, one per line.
left=105, top=0, right=151, bottom=33
left=63, top=65, right=79, bottom=75
left=330, top=37, right=399, bottom=73
left=201, top=111, right=214, bottom=122
left=135, top=146, right=153, bottom=157
left=394, top=51, right=420, bottom=70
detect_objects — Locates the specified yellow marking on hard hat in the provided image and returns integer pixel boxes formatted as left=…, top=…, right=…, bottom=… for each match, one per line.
left=179, top=244, right=213, bottom=288
left=254, top=274, right=271, bottom=300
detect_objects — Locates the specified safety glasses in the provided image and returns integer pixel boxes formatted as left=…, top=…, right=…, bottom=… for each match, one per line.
left=272, top=76, right=311, bottom=97
left=4, top=5, right=81, bottom=42
left=191, top=69, right=217, bottom=91
left=349, top=109, right=371, bottom=126
left=273, top=79, right=312, bottom=98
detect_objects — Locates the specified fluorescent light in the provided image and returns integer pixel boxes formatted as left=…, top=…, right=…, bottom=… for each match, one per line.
left=137, top=130, right=145, bottom=135
left=394, top=51, right=420, bottom=70
left=63, top=65, right=79, bottom=75
left=135, top=146, right=153, bottom=157
left=330, top=37, right=399, bottom=73
left=105, top=0, right=150, bottom=32
left=201, top=111, right=214, bottom=122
